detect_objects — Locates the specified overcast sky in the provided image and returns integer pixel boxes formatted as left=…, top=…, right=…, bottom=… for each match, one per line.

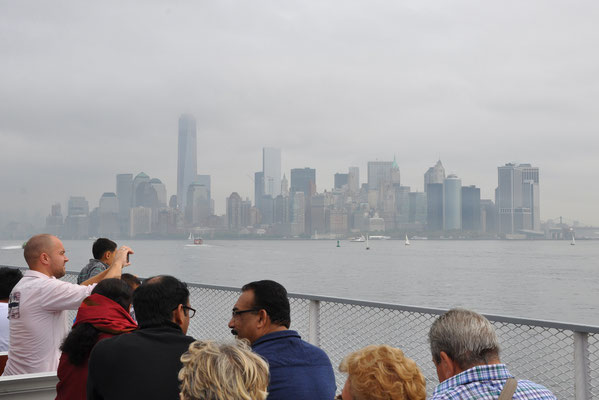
left=1, top=0, right=598, bottom=227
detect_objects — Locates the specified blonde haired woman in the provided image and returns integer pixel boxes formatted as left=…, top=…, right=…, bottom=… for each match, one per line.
left=179, top=340, right=269, bottom=400
left=338, top=345, right=426, bottom=400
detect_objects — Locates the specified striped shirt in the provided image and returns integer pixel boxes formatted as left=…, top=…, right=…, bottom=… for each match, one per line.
left=430, top=364, right=556, bottom=400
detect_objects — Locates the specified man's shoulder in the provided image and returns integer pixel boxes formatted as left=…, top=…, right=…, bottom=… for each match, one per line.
left=429, top=377, right=557, bottom=400
left=254, top=330, right=332, bottom=366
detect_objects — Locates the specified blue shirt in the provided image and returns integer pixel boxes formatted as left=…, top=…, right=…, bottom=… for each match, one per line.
left=252, top=330, right=336, bottom=400
left=430, top=364, right=557, bottom=400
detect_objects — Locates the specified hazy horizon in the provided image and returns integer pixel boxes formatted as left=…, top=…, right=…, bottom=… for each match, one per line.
left=2, top=0, right=598, bottom=227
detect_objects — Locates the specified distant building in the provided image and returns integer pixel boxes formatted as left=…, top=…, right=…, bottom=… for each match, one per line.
left=443, top=174, right=462, bottom=231
left=129, top=206, right=152, bottom=237
left=116, top=173, right=133, bottom=236
left=424, top=160, right=445, bottom=193
left=496, top=163, right=540, bottom=234
left=290, top=168, right=316, bottom=197
left=281, top=174, right=289, bottom=197
left=177, top=114, right=197, bottom=210
left=45, top=203, right=63, bottom=236
left=226, top=192, right=243, bottom=231
left=98, top=192, right=119, bottom=237
left=274, top=195, right=289, bottom=224
left=367, top=161, right=394, bottom=191
left=334, top=173, right=349, bottom=190
left=254, top=171, right=264, bottom=209
left=426, top=183, right=443, bottom=231
left=461, top=186, right=481, bottom=232
left=290, top=191, right=306, bottom=236
left=263, top=147, right=281, bottom=198
left=480, top=199, right=497, bottom=233
left=132, top=172, right=150, bottom=207
left=186, top=182, right=210, bottom=226
left=408, top=192, right=427, bottom=225
left=64, top=196, right=90, bottom=239
left=348, top=166, right=360, bottom=194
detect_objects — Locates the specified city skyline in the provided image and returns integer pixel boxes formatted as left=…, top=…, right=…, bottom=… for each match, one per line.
left=1, top=2, right=598, bottom=227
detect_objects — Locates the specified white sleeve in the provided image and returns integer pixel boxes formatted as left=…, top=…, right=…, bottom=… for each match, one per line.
left=38, top=279, right=96, bottom=311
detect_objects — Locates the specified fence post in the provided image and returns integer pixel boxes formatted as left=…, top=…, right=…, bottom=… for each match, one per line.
left=308, top=300, right=321, bottom=347
left=574, top=331, right=590, bottom=400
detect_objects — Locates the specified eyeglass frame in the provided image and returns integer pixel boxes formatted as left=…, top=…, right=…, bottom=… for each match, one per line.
left=231, top=308, right=261, bottom=318
left=178, top=305, right=196, bottom=318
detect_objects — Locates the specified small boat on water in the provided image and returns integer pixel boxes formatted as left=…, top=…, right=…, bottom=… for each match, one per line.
left=188, top=233, right=203, bottom=245
left=366, top=235, right=370, bottom=250
left=350, top=235, right=366, bottom=242
left=571, top=236, right=576, bottom=246
left=369, top=235, right=390, bottom=240
left=405, top=235, right=410, bottom=246
left=188, top=232, right=193, bottom=240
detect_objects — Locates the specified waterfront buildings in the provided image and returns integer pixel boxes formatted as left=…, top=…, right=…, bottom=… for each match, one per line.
left=496, top=163, right=540, bottom=234
left=177, top=114, right=197, bottom=211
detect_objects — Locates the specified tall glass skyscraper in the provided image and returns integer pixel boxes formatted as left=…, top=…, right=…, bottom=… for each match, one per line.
left=263, top=147, right=281, bottom=198
left=177, top=114, right=197, bottom=210
left=443, top=174, right=462, bottom=231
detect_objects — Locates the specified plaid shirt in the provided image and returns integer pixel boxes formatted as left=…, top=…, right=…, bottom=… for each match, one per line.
left=430, top=364, right=556, bottom=400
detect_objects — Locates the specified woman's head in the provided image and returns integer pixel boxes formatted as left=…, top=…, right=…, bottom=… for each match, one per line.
left=339, top=345, right=426, bottom=400
left=179, top=340, right=269, bottom=400
left=91, top=278, right=133, bottom=311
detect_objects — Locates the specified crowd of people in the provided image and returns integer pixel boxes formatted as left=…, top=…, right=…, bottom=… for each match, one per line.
left=0, top=234, right=558, bottom=400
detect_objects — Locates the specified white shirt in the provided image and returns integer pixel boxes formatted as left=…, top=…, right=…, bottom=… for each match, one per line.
left=0, top=302, right=8, bottom=352
left=2, top=270, right=95, bottom=375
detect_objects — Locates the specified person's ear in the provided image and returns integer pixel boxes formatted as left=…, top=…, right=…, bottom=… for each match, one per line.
left=172, top=304, right=185, bottom=327
left=40, top=252, right=50, bottom=265
left=257, top=309, right=268, bottom=327
left=437, top=351, right=459, bottom=381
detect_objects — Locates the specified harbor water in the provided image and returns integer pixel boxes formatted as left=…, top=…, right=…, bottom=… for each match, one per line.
left=1, top=239, right=597, bottom=325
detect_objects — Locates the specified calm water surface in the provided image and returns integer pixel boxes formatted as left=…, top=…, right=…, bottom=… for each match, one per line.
left=1, top=239, right=597, bottom=325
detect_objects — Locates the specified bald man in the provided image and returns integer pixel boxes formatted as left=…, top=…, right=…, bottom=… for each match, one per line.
left=2, top=234, right=133, bottom=376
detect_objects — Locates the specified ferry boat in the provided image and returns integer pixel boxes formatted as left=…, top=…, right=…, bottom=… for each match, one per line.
left=349, top=235, right=366, bottom=242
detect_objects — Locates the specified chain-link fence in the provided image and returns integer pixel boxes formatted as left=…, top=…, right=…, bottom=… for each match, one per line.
left=57, top=271, right=598, bottom=399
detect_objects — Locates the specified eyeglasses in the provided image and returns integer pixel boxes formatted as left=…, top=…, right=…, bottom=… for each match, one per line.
left=231, top=308, right=260, bottom=318
left=182, top=305, right=196, bottom=318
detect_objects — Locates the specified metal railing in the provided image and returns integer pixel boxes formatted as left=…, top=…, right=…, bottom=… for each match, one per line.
left=5, top=268, right=598, bottom=399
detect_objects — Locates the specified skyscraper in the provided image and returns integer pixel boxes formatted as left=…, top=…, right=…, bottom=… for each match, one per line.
left=263, top=147, right=281, bottom=197
left=290, top=168, right=316, bottom=197
left=116, top=173, right=133, bottom=236
left=348, top=167, right=359, bottom=194
left=426, top=183, right=443, bottom=231
left=424, top=160, right=445, bottom=192
left=367, top=161, right=393, bottom=191
left=443, top=174, right=462, bottom=231
left=177, top=114, right=197, bottom=210
left=461, top=185, right=481, bottom=231
left=226, top=192, right=243, bottom=231
left=496, top=163, right=540, bottom=234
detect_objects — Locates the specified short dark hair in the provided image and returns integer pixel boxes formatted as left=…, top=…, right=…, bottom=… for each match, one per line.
left=92, top=238, right=117, bottom=260
left=121, top=273, right=141, bottom=290
left=0, top=267, right=23, bottom=299
left=92, top=278, right=133, bottom=312
left=133, top=275, right=189, bottom=327
left=241, top=280, right=290, bottom=328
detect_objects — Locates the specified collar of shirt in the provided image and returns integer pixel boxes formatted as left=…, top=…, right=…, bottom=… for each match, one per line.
left=433, top=364, right=513, bottom=395
left=252, top=329, right=300, bottom=347
left=23, top=269, right=55, bottom=280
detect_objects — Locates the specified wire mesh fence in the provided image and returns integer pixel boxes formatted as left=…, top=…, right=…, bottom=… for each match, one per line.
left=56, top=271, right=598, bottom=399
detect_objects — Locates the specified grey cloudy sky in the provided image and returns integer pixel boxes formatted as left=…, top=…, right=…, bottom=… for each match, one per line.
left=1, top=0, right=598, bottom=226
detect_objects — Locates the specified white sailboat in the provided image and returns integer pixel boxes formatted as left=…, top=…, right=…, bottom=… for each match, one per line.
left=366, top=235, right=370, bottom=250
left=188, top=232, right=193, bottom=240
left=405, top=235, right=410, bottom=246
left=571, top=235, right=576, bottom=246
